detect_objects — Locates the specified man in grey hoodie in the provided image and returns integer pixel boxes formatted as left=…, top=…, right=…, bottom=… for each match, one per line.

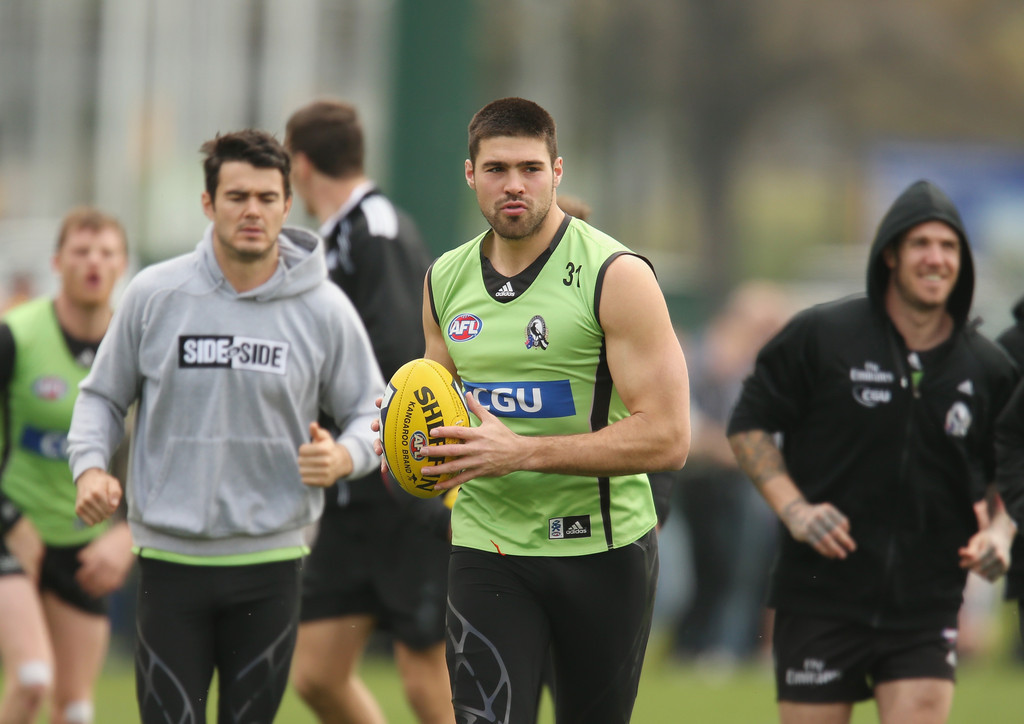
left=68, top=129, right=383, bottom=723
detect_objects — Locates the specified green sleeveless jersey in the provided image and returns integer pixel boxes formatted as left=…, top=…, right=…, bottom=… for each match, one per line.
left=2, top=299, right=107, bottom=544
left=429, top=216, right=657, bottom=556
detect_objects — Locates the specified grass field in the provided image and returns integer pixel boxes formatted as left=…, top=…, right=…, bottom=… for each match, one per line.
left=8, top=622, right=1023, bottom=723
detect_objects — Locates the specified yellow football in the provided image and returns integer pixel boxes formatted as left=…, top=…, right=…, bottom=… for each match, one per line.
left=380, top=358, right=469, bottom=498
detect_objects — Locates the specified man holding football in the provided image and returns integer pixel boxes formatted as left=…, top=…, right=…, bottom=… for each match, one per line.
left=415, top=97, right=691, bottom=724
left=727, top=179, right=1019, bottom=724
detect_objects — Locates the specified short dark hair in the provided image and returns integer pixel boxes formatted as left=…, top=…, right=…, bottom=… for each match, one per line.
left=284, top=99, right=365, bottom=178
left=56, top=206, right=127, bottom=252
left=468, top=97, right=557, bottom=165
left=200, top=129, right=291, bottom=200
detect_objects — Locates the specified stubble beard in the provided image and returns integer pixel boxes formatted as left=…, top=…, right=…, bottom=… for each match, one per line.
left=894, top=273, right=950, bottom=314
left=484, top=195, right=553, bottom=241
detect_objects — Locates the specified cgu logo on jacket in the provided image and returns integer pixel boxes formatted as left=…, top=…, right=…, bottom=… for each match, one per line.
left=850, top=361, right=894, bottom=408
left=178, top=335, right=289, bottom=375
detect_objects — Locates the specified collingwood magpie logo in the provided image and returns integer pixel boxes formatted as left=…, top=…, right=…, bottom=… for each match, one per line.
left=179, top=335, right=289, bottom=375
left=525, top=315, right=549, bottom=350
left=945, top=401, right=972, bottom=438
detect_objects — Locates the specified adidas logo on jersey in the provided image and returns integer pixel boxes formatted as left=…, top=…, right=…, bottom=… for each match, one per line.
left=495, top=281, right=515, bottom=298
left=548, top=514, right=591, bottom=539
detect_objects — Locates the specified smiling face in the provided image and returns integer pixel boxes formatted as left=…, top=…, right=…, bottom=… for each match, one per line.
left=54, top=226, right=127, bottom=309
left=884, top=220, right=961, bottom=313
left=202, top=160, right=292, bottom=265
left=465, top=135, right=562, bottom=243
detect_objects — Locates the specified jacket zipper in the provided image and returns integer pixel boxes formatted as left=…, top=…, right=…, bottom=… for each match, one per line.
left=873, top=329, right=917, bottom=626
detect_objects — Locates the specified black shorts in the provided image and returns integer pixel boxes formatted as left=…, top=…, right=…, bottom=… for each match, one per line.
left=447, top=529, right=658, bottom=724
left=773, top=611, right=958, bottom=703
left=300, top=501, right=449, bottom=650
left=39, top=543, right=109, bottom=616
left=136, top=557, right=301, bottom=724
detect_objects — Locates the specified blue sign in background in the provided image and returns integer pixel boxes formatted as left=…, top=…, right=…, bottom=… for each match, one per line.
left=867, top=141, right=1024, bottom=255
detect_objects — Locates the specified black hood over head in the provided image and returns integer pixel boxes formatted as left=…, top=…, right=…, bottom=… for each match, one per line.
left=866, top=179, right=973, bottom=328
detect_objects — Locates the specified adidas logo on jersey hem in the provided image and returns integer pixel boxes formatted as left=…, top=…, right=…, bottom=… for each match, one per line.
left=495, top=281, right=515, bottom=298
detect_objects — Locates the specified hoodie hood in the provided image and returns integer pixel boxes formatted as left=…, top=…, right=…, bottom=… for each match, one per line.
left=866, top=180, right=973, bottom=327
left=196, top=224, right=327, bottom=300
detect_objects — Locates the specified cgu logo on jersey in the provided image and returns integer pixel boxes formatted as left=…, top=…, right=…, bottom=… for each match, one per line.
left=178, top=335, right=289, bottom=375
left=448, top=313, right=482, bottom=342
left=20, top=425, right=69, bottom=460
left=32, top=376, right=68, bottom=401
left=463, top=379, right=575, bottom=419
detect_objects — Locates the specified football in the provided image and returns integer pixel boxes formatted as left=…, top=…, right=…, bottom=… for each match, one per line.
left=380, top=358, right=469, bottom=498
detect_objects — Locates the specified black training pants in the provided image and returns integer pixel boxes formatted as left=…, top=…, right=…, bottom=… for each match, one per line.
left=134, top=557, right=301, bottom=724
left=447, top=530, right=658, bottom=724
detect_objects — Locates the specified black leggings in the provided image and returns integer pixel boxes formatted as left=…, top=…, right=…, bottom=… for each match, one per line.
left=447, top=530, right=659, bottom=724
left=134, top=557, right=301, bottom=724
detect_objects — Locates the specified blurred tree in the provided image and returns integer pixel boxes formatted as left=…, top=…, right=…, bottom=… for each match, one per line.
left=389, top=0, right=476, bottom=259
left=564, top=0, right=1024, bottom=303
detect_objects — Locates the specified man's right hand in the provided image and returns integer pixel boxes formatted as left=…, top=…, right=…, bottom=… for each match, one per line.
left=75, top=468, right=122, bottom=526
left=780, top=498, right=857, bottom=560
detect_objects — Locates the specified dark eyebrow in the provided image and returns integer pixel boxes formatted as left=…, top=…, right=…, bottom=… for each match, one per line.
left=480, top=159, right=547, bottom=169
left=224, top=188, right=280, bottom=198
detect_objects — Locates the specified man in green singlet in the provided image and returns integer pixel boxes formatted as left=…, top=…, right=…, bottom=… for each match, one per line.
left=0, top=206, right=131, bottom=724
left=418, top=98, right=691, bottom=724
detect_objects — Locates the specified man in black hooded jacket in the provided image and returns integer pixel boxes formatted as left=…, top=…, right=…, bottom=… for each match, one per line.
left=728, top=179, right=1018, bottom=724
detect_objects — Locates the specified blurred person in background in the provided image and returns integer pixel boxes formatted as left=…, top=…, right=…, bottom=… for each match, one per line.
left=1, top=272, right=36, bottom=314
left=0, top=207, right=132, bottom=724
left=284, top=99, right=454, bottom=724
left=728, top=180, right=1018, bottom=724
left=993, top=301, right=1024, bottom=655
left=68, top=130, right=384, bottom=723
left=554, top=193, right=591, bottom=224
left=671, top=281, right=790, bottom=666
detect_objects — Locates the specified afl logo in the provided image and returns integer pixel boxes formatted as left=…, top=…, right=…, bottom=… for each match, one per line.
left=410, top=430, right=429, bottom=461
left=448, top=313, right=482, bottom=342
left=33, top=376, right=68, bottom=401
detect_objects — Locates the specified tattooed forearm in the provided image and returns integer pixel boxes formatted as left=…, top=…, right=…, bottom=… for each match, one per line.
left=780, top=498, right=806, bottom=527
left=728, top=430, right=789, bottom=490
